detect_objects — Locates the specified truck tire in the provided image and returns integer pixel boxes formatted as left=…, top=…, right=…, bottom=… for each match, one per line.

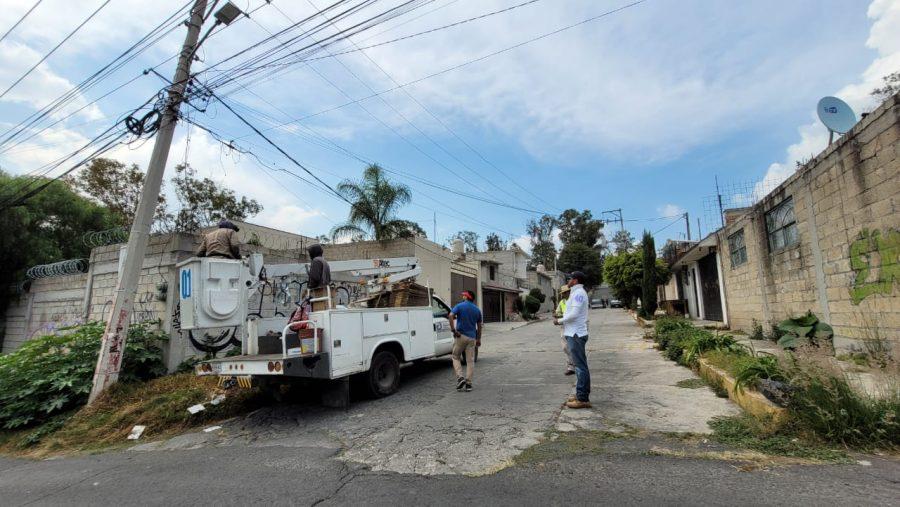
left=366, top=350, right=400, bottom=397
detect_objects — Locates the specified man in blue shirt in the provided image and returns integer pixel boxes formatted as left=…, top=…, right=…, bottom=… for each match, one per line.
left=449, top=290, right=483, bottom=392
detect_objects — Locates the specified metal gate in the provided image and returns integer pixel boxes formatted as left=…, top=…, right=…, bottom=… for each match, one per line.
left=698, top=253, right=723, bottom=322
left=451, top=273, right=477, bottom=304
left=482, top=289, right=503, bottom=323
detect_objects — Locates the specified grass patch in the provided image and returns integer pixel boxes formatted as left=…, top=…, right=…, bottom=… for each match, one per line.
left=675, top=378, right=706, bottom=389
left=708, top=414, right=849, bottom=463
left=703, top=349, right=759, bottom=378
left=0, top=374, right=266, bottom=457
left=515, top=430, right=631, bottom=464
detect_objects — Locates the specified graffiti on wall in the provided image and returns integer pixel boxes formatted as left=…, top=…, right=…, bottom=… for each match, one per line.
left=849, top=228, right=900, bottom=304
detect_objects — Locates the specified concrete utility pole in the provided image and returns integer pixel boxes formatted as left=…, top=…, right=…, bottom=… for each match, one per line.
left=684, top=212, right=691, bottom=241
left=89, top=0, right=209, bottom=403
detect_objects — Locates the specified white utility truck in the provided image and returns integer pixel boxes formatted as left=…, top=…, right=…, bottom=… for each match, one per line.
left=181, top=254, right=455, bottom=400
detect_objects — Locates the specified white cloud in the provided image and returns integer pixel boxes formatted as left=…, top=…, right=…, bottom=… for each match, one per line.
left=657, top=204, right=684, bottom=218
left=758, top=0, right=900, bottom=193
left=0, top=41, right=103, bottom=120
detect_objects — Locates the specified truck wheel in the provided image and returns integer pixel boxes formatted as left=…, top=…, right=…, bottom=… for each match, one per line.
left=366, top=350, right=400, bottom=397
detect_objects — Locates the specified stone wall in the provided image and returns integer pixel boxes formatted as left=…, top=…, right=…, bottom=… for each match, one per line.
left=717, top=93, right=900, bottom=350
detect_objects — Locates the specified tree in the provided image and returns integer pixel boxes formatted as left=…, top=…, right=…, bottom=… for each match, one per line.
left=170, top=164, right=262, bottom=232
left=449, top=230, right=479, bottom=252
left=557, top=243, right=603, bottom=288
left=603, top=248, right=670, bottom=309
left=611, top=229, right=635, bottom=254
left=527, top=214, right=557, bottom=269
left=871, top=71, right=900, bottom=104
left=74, top=158, right=168, bottom=227
left=0, top=171, right=116, bottom=308
left=331, top=164, right=425, bottom=242
left=557, top=209, right=603, bottom=248
left=485, top=232, right=505, bottom=251
left=640, top=231, right=658, bottom=318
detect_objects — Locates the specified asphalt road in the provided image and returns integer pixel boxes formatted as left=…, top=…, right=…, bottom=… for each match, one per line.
left=1, top=310, right=898, bottom=506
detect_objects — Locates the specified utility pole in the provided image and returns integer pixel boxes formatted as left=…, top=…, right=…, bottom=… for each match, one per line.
left=684, top=212, right=691, bottom=241
left=433, top=211, right=436, bottom=242
left=89, top=0, right=209, bottom=403
left=697, top=217, right=702, bottom=240
left=601, top=208, right=624, bottom=232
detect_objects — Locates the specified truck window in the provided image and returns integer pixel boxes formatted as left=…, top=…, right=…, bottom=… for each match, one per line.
left=431, top=296, right=450, bottom=318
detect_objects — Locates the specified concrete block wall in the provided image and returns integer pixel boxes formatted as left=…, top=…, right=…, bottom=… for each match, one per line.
left=2, top=273, right=88, bottom=353
left=719, top=93, right=900, bottom=350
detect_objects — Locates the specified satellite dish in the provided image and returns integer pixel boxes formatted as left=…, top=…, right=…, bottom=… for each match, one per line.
left=817, top=96, right=856, bottom=143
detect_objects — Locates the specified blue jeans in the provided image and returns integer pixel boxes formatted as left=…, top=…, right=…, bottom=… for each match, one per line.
left=566, top=334, right=590, bottom=401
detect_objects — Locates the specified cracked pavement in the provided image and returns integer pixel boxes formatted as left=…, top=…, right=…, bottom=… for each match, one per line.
left=2, top=310, right=898, bottom=505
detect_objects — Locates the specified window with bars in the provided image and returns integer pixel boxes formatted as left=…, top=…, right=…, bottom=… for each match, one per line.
left=765, top=197, right=798, bottom=252
left=728, top=229, right=747, bottom=267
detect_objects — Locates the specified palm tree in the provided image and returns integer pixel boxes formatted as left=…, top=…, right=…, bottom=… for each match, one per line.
left=331, top=164, right=426, bottom=242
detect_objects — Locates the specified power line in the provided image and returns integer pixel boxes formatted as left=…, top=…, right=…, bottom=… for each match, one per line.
left=227, top=1, right=647, bottom=138
left=301, top=0, right=559, bottom=213
left=0, top=0, right=44, bottom=45
left=0, top=0, right=115, bottom=100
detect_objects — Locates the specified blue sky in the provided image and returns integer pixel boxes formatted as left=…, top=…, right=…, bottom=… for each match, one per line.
left=1, top=0, right=898, bottom=251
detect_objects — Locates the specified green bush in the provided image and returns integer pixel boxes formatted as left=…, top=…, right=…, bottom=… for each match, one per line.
left=0, top=321, right=167, bottom=429
left=528, top=288, right=546, bottom=304
left=733, top=354, right=788, bottom=392
left=524, top=295, right=541, bottom=315
left=788, top=366, right=899, bottom=448
left=776, top=311, right=834, bottom=350
left=653, top=316, right=692, bottom=347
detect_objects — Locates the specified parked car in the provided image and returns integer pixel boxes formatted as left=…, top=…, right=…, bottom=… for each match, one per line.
left=609, top=299, right=623, bottom=308
left=590, top=298, right=605, bottom=309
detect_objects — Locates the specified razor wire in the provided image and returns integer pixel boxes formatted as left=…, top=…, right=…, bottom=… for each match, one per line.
left=83, top=227, right=130, bottom=248
left=26, top=258, right=89, bottom=279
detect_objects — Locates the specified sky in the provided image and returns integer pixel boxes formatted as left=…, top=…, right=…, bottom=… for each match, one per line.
left=1, top=0, right=898, bottom=253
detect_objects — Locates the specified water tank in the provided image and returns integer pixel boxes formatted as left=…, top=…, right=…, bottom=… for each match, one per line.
left=536, top=264, right=546, bottom=273
left=451, top=238, right=465, bottom=255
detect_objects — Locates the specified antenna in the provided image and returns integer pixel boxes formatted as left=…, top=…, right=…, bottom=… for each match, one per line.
left=817, top=96, right=856, bottom=145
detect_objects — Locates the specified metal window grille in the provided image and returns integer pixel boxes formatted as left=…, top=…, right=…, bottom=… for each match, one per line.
left=728, top=229, right=747, bottom=267
left=765, top=197, right=798, bottom=252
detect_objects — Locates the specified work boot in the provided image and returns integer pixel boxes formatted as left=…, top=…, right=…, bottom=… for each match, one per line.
left=566, top=394, right=577, bottom=402
left=565, top=399, right=592, bottom=409
left=456, top=377, right=466, bottom=391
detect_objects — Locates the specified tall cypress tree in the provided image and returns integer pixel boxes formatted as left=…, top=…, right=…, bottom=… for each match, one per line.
left=640, top=231, right=658, bottom=318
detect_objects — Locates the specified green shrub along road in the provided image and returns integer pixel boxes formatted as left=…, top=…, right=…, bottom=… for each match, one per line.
left=652, top=316, right=900, bottom=450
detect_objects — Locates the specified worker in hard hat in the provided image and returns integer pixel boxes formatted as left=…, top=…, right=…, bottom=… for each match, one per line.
left=555, top=284, right=574, bottom=376
left=196, top=219, right=241, bottom=259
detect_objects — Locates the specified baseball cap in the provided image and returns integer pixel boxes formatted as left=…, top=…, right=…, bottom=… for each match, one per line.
left=569, top=271, right=587, bottom=284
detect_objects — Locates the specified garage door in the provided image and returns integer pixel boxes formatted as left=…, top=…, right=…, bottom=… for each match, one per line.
left=482, top=289, right=503, bottom=323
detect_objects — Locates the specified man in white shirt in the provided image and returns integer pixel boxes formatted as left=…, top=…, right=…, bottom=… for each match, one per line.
left=554, top=271, right=591, bottom=409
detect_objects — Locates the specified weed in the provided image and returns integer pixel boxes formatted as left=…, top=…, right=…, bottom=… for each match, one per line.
left=708, top=415, right=849, bottom=462
left=788, top=365, right=899, bottom=449
left=0, top=374, right=267, bottom=456
left=733, top=354, right=788, bottom=393
left=0, top=321, right=167, bottom=430
left=515, top=430, right=630, bottom=464
left=675, top=378, right=706, bottom=389
left=750, top=319, right=765, bottom=341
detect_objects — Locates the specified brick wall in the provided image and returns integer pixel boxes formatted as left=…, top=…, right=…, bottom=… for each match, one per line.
left=718, top=93, right=900, bottom=350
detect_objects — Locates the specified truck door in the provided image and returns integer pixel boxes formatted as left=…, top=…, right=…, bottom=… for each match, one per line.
left=431, top=296, right=453, bottom=356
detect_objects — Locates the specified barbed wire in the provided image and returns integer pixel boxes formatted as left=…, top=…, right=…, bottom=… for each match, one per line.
left=26, top=258, right=89, bottom=279
left=83, top=226, right=130, bottom=248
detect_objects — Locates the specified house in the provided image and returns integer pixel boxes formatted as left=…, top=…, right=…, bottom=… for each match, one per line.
left=470, top=245, right=531, bottom=322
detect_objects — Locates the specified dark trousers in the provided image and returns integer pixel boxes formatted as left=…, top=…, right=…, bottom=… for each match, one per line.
left=566, top=334, right=590, bottom=401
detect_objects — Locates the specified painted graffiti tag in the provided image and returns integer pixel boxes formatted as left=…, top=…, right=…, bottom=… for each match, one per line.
left=849, top=228, right=900, bottom=304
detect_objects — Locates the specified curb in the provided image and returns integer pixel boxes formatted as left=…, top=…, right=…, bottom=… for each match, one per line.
left=697, top=358, right=789, bottom=428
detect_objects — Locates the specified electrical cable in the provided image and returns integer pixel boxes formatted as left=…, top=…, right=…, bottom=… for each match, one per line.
left=300, top=0, right=560, bottom=213
left=0, top=0, right=115, bottom=100
left=225, top=1, right=647, bottom=138
left=0, top=0, right=44, bottom=45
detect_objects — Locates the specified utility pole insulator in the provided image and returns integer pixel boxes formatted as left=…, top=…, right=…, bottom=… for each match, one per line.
left=88, top=0, right=209, bottom=404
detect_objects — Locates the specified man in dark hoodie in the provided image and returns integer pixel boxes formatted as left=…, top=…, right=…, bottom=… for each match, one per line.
left=196, top=219, right=241, bottom=259
left=306, top=243, right=332, bottom=310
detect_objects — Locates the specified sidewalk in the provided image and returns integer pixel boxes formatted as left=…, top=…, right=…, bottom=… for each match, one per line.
left=558, top=309, right=740, bottom=434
